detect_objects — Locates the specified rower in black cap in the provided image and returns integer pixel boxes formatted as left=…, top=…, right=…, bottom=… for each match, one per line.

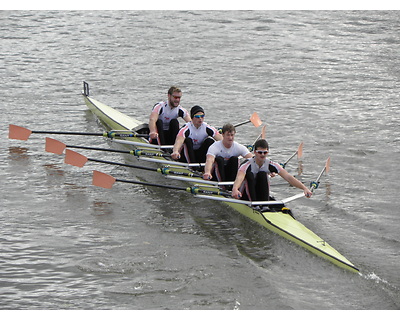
left=171, top=105, right=222, bottom=165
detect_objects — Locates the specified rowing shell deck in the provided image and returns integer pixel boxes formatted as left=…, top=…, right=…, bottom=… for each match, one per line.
left=82, top=83, right=359, bottom=273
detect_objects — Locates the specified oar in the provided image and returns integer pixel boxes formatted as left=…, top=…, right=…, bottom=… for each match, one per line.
left=282, top=156, right=331, bottom=202
left=138, top=157, right=206, bottom=168
left=166, top=175, right=234, bottom=186
left=280, top=142, right=304, bottom=169
left=10, top=111, right=260, bottom=141
left=233, top=112, right=262, bottom=128
left=64, top=149, right=201, bottom=177
left=45, top=137, right=169, bottom=157
left=310, top=156, right=330, bottom=192
left=195, top=195, right=285, bottom=206
left=92, top=170, right=230, bottom=197
left=112, top=139, right=174, bottom=150
left=250, top=125, right=267, bottom=147
left=8, top=124, right=148, bottom=141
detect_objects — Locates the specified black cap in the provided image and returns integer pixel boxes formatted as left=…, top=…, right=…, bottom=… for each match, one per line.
left=190, top=105, right=205, bottom=118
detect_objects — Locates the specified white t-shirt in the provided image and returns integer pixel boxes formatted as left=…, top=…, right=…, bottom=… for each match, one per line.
left=207, top=140, right=250, bottom=160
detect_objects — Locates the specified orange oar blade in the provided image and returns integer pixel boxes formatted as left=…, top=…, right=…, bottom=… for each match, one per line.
left=65, top=149, right=88, bottom=168
left=8, top=124, right=32, bottom=140
left=250, top=112, right=262, bottom=128
left=45, top=137, right=66, bottom=155
left=261, top=125, right=266, bottom=139
left=325, top=157, right=331, bottom=174
left=297, top=142, right=304, bottom=159
left=92, top=170, right=116, bottom=189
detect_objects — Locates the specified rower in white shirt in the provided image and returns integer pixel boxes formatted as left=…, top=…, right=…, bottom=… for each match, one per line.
left=203, top=123, right=253, bottom=183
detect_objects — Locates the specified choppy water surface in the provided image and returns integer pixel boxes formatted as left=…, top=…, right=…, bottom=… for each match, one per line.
left=1, top=11, right=400, bottom=310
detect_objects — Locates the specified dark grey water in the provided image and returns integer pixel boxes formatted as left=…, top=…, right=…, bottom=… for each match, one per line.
left=1, top=10, right=400, bottom=310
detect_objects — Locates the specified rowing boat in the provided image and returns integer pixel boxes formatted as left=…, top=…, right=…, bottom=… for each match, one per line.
left=81, top=82, right=359, bottom=273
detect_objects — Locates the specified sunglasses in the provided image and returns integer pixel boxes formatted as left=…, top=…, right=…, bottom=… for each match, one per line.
left=255, top=150, right=268, bottom=155
left=193, top=114, right=205, bottom=118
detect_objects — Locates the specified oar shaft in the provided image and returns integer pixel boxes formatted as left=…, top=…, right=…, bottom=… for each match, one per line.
left=33, top=130, right=149, bottom=138
left=311, top=169, right=326, bottom=192
left=66, top=145, right=168, bottom=157
left=113, top=176, right=230, bottom=196
left=32, top=130, right=104, bottom=136
left=310, top=157, right=330, bottom=192
left=281, top=142, right=303, bottom=168
left=9, top=124, right=149, bottom=139
left=33, top=130, right=104, bottom=136
left=116, top=178, right=189, bottom=192
left=67, top=145, right=132, bottom=154
left=86, top=157, right=200, bottom=177
left=281, top=151, right=297, bottom=168
left=88, top=158, right=158, bottom=172
left=233, top=119, right=250, bottom=128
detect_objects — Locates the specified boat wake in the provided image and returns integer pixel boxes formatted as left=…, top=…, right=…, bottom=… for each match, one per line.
left=360, top=271, right=400, bottom=307
left=362, top=272, right=389, bottom=285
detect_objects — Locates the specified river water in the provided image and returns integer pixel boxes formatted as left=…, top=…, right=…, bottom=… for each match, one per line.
left=1, top=10, right=400, bottom=310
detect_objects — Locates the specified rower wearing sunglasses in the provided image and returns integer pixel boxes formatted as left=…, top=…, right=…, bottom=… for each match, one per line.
left=171, top=105, right=222, bottom=164
left=232, top=139, right=312, bottom=201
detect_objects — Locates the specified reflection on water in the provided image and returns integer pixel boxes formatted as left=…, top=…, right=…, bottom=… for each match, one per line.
left=92, top=201, right=114, bottom=216
left=43, top=163, right=65, bottom=176
left=8, top=146, right=30, bottom=161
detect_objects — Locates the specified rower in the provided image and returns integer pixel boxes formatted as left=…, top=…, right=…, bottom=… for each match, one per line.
left=203, top=123, right=253, bottom=184
left=232, top=139, right=312, bottom=201
left=171, top=105, right=222, bottom=164
left=148, top=86, right=191, bottom=145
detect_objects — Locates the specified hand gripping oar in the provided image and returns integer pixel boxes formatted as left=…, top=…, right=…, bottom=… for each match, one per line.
left=92, top=170, right=231, bottom=197
left=232, top=112, right=262, bottom=128
left=8, top=124, right=149, bottom=141
left=64, top=149, right=201, bottom=178
left=45, top=137, right=169, bottom=157
left=195, top=157, right=331, bottom=206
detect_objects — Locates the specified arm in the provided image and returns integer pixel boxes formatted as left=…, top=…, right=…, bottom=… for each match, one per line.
left=203, top=154, right=215, bottom=180
left=148, top=111, right=159, bottom=140
left=232, top=169, right=246, bottom=199
left=214, top=132, right=223, bottom=141
left=171, top=135, right=185, bottom=160
left=183, top=113, right=191, bottom=123
left=278, top=169, right=313, bottom=198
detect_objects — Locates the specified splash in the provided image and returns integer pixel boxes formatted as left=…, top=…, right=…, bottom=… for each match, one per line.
left=363, top=272, right=389, bottom=285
